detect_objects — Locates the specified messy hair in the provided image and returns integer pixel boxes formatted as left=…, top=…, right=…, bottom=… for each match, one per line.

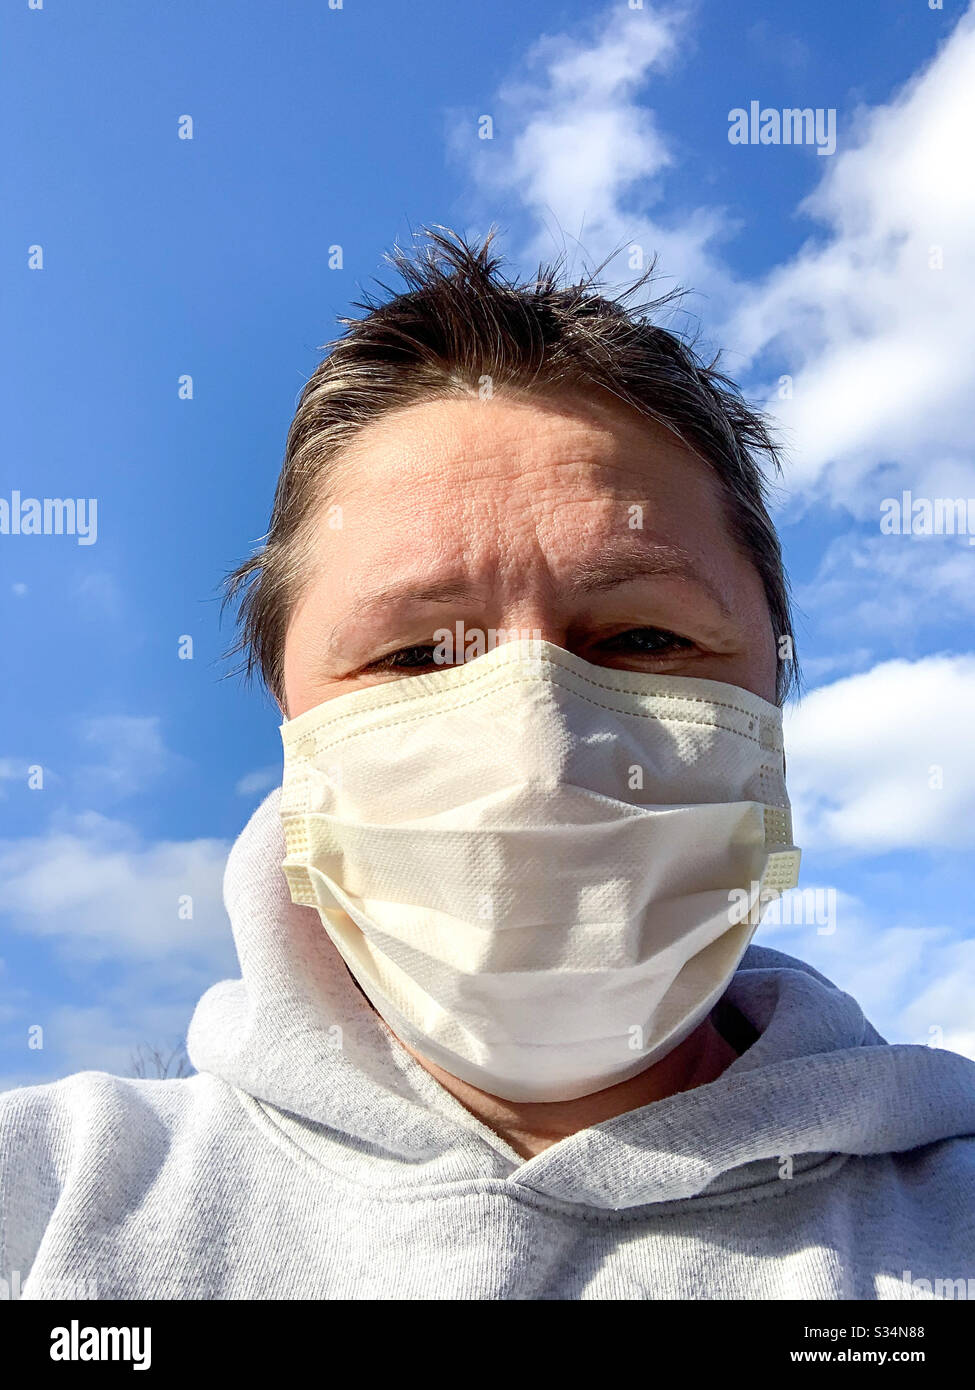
left=223, top=225, right=798, bottom=704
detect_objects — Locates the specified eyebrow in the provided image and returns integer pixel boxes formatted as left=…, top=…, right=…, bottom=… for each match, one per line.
left=571, top=546, right=733, bottom=617
left=355, top=579, right=476, bottom=612
left=347, top=544, right=733, bottom=622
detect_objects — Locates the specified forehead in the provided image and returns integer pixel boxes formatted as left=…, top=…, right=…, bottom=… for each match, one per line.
left=324, top=390, right=734, bottom=547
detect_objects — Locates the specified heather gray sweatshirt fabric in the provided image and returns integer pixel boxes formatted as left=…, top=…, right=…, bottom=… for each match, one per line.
left=2, top=787, right=974, bottom=1301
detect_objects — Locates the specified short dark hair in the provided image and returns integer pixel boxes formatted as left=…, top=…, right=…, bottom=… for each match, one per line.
left=224, top=224, right=798, bottom=703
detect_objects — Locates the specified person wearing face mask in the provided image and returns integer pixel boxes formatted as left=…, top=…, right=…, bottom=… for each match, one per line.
left=2, top=227, right=973, bottom=1301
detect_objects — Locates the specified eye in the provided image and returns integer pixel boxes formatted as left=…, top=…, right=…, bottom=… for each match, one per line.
left=364, top=644, right=442, bottom=674
left=599, top=627, right=696, bottom=656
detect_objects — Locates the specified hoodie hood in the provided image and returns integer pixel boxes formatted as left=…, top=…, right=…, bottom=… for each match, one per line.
left=187, top=788, right=975, bottom=1210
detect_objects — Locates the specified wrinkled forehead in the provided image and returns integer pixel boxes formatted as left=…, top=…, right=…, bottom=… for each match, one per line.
left=300, top=391, right=745, bottom=582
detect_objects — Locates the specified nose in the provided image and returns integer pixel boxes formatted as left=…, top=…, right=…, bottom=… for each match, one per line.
left=469, top=604, right=567, bottom=656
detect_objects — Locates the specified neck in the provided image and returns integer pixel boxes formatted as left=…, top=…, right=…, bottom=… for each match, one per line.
left=394, top=1017, right=739, bottom=1160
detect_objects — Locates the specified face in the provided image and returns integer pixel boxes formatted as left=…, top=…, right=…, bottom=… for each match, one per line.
left=281, top=390, right=778, bottom=718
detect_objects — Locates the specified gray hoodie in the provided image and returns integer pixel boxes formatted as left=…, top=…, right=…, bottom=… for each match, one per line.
left=2, top=788, right=973, bottom=1300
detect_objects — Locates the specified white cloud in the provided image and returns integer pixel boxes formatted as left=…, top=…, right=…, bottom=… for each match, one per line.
left=0, top=812, right=233, bottom=974
left=0, top=807, right=239, bottom=1083
left=756, top=894, right=974, bottom=1060
left=729, top=9, right=975, bottom=509
left=235, top=766, right=279, bottom=797
left=0, top=798, right=240, bottom=1083
left=460, top=2, right=975, bottom=522
left=2, top=716, right=186, bottom=806
left=77, top=715, right=187, bottom=799
left=454, top=3, right=733, bottom=298
left=0, top=998, right=199, bottom=1088
left=896, top=935, right=975, bottom=1060
left=797, top=533, right=975, bottom=646
left=784, top=655, right=975, bottom=852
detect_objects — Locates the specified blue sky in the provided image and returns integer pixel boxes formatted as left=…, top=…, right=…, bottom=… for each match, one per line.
left=2, top=0, right=973, bottom=1087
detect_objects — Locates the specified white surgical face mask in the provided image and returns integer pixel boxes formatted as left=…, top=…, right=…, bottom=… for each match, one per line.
left=279, top=638, right=800, bottom=1103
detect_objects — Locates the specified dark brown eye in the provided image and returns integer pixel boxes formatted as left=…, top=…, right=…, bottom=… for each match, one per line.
left=601, top=628, right=695, bottom=655
left=366, top=644, right=441, bottom=673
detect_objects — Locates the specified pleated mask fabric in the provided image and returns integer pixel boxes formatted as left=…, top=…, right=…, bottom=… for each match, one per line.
left=279, top=639, right=800, bottom=1102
